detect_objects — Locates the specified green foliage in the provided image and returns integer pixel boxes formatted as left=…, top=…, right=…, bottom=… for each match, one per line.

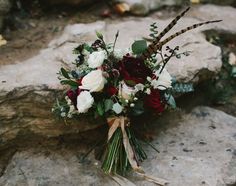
left=131, top=40, right=147, bottom=55
left=131, top=101, right=145, bottom=116
left=149, top=22, right=158, bottom=40
left=165, top=94, right=176, bottom=109
left=96, top=31, right=104, bottom=40
left=104, top=99, right=114, bottom=112
left=60, top=68, right=70, bottom=79
left=96, top=102, right=104, bottom=116
left=232, top=66, right=236, bottom=77
left=172, top=83, right=194, bottom=93
left=203, top=31, right=236, bottom=104
left=60, top=80, right=78, bottom=88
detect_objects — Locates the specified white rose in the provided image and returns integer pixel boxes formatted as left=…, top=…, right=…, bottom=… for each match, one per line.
left=77, top=91, right=94, bottom=113
left=134, top=83, right=145, bottom=92
left=87, top=51, right=106, bottom=68
left=113, top=48, right=131, bottom=59
left=119, top=81, right=136, bottom=100
left=80, top=69, right=106, bottom=92
left=151, top=68, right=172, bottom=90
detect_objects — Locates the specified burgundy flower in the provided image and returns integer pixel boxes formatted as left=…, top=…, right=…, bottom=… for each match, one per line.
left=118, top=55, right=152, bottom=85
left=144, top=89, right=165, bottom=113
left=106, top=86, right=118, bottom=96
left=76, top=78, right=83, bottom=86
left=66, top=88, right=81, bottom=107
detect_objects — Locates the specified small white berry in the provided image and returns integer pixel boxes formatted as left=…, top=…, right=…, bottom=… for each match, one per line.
left=147, top=76, right=152, bottom=82
left=134, top=97, right=138, bottom=101
left=145, top=88, right=151, bottom=95
left=60, top=112, right=66, bottom=117
left=125, top=99, right=129, bottom=103
left=130, top=103, right=135, bottom=107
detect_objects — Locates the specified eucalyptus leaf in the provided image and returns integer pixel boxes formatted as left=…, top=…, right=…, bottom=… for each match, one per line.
left=165, top=94, right=176, bottom=109
left=131, top=40, right=147, bottom=55
left=112, top=103, right=123, bottom=114
left=173, top=83, right=194, bottom=93
left=104, top=99, right=114, bottom=112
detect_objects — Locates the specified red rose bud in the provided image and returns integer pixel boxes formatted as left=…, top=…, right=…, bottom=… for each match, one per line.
left=76, top=78, right=83, bottom=85
left=144, top=89, right=165, bottom=113
left=66, top=88, right=81, bottom=107
left=118, top=56, right=152, bottom=84
left=107, top=86, right=118, bottom=96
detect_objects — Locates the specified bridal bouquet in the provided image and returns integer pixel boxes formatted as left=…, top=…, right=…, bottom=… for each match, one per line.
left=53, top=7, right=220, bottom=184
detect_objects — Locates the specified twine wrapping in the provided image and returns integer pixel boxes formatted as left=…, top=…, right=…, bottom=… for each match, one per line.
left=107, top=116, right=169, bottom=186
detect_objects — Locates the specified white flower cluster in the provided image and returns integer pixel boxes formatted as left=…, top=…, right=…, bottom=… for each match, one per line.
left=76, top=50, right=107, bottom=113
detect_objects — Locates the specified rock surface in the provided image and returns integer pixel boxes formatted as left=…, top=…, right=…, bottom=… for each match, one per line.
left=114, top=0, right=186, bottom=15
left=189, top=5, right=236, bottom=34
left=0, top=107, right=235, bottom=186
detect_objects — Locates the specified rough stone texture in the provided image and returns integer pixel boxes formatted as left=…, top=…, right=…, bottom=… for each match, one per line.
left=189, top=5, right=236, bottom=34
left=114, top=0, right=187, bottom=15
left=0, top=107, right=235, bottom=186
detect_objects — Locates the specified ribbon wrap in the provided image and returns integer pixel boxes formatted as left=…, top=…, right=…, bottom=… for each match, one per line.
left=107, top=116, right=143, bottom=172
left=107, top=116, right=168, bottom=186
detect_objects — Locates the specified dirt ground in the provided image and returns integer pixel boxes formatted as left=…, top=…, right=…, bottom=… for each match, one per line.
left=0, top=3, right=106, bottom=66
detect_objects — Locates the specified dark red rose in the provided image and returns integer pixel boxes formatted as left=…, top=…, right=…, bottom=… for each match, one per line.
left=106, top=86, right=118, bottom=96
left=118, top=55, right=152, bottom=85
left=144, top=89, right=165, bottom=113
left=76, top=78, right=83, bottom=85
left=66, top=88, right=81, bottom=107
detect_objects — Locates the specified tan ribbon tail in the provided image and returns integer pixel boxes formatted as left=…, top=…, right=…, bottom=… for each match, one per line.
left=120, top=116, right=143, bottom=173
left=136, top=172, right=169, bottom=186
left=107, top=117, right=120, bottom=141
left=110, top=174, right=137, bottom=186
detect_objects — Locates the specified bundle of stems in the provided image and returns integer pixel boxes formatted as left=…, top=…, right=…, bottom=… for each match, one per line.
left=102, top=127, right=147, bottom=176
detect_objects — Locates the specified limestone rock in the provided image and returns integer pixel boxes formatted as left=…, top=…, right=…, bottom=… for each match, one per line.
left=114, top=0, right=187, bottom=15
left=190, top=5, right=236, bottom=34
left=135, top=107, right=236, bottom=186
left=0, top=107, right=235, bottom=186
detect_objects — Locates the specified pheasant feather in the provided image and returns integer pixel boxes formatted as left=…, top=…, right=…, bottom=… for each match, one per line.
left=141, top=9, right=222, bottom=60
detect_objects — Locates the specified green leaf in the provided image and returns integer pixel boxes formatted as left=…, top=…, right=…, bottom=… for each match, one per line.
left=172, top=83, right=194, bottom=93
left=84, top=43, right=93, bottom=53
left=231, top=66, right=236, bottom=77
left=61, top=68, right=70, bottom=79
left=97, top=102, right=104, bottom=116
left=131, top=101, right=144, bottom=116
left=60, top=80, right=78, bottom=87
left=96, top=31, right=103, bottom=40
left=131, top=40, right=147, bottom=55
left=104, top=99, right=114, bottom=112
left=125, top=80, right=136, bottom=87
left=166, top=94, right=176, bottom=109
